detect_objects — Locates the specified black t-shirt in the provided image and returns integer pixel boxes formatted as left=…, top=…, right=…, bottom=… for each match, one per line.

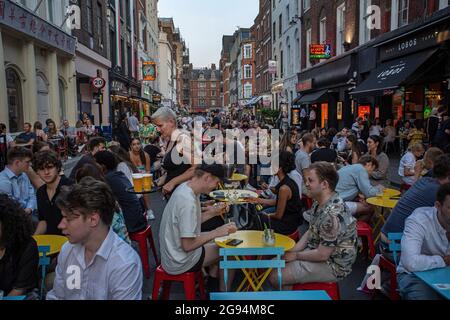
left=15, top=132, right=36, bottom=143
left=144, top=144, right=161, bottom=167
left=105, top=170, right=147, bottom=233
left=69, top=154, right=97, bottom=181
left=311, top=148, right=337, bottom=163
left=37, top=176, right=73, bottom=235
left=0, top=239, right=39, bottom=295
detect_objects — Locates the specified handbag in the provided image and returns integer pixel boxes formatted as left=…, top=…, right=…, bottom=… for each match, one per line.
left=230, top=203, right=263, bottom=231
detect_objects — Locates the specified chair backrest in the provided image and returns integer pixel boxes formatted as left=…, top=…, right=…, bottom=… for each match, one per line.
left=387, top=233, right=403, bottom=266
left=219, top=247, right=285, bottom=291
left=38, top=245, right=51, bottom=300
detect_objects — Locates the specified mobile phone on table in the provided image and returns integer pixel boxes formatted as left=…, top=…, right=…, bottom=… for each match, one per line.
left=225, top=239, right=243, bottom=246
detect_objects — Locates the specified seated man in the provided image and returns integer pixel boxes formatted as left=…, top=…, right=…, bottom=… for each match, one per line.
left=47, top=177, right=142, bottom=300
left=397, top=183, right=450, bottom=300
left=335, top=155, right=383, bottom=219
left=0, top=147, right=36, bottom=215
left=159, top=164, right=237, bottom=291
left=0, top=195, right=39, bottom=297
left=69, top=137, right=106, bottom=181
left=12, top=123, right=35, bottom=148
left=269, top=162, right=357, bottom=288
left=381, top=151, right=449, bottom=249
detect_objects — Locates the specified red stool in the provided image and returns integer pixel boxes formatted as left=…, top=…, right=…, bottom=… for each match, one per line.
left=288, top=230, right=301, bottom=242
left=152, top=265, right=206, bottom=300
left=379, top=255, right=400, bottom=300
left=302, top=196, right=313, bottom=209
left=356, top=221, right=376, bottom=259
left=129, top=225, right=159, bottom=279
left=293, top=282, right=340, bottom=300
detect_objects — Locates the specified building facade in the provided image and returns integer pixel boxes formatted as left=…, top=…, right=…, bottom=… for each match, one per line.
left=252, top=0, right=273, bottom=109
left=73, top=0, right=111, bottom=126
left=190, top=65, right=221, bottom=113
left=158, top=17, right=176, bottom=108
left=1, top=0, right=77, bottom=133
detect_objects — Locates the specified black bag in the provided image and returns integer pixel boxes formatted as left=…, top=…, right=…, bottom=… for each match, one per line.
left=230, top=204, right=263, bottom=231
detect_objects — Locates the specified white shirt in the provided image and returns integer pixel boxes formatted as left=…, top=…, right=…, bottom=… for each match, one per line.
left=397, top=207, right=449, bottom=274
left=128, top=116, right=139, bottom=132
left=398, top=152, right=417, bottom=185
left=46, top=229, right=142, bottom=300
left=159, top=182, right=202, bottom=275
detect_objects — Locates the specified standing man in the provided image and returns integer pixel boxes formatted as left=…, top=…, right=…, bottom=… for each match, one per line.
left=33, top=150, right=73, bottom=235
left=0, top=147, right=36, bottom=215
left=139, top=115, right=157, bottom=145
left=295, top=133, right=315, bottom=195
left=128, top=112, right=140, bottom=139
left=47, top=177, right=142, bottom=300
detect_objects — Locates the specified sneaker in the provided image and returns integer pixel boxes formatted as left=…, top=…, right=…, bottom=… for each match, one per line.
left=146, top=209, right=155, bottom=221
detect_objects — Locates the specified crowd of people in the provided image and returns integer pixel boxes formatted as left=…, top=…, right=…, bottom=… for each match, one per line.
left=0, top=104, right=449, bottom=300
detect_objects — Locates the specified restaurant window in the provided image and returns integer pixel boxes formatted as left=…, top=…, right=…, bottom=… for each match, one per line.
left=424, top=83, right=445, bottom=118
left=336, top=3, right=345, bottom=55
left=6, top=68, right=24, bottom=133
left=405, top=85, right=424, bottom=121
left=398, top=0, right=409, bottom=27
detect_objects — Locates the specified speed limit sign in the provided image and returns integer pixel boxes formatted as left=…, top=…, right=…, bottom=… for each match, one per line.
left=91, top=77, right=106, bottom=89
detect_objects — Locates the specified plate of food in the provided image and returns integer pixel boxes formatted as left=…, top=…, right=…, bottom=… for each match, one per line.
left=209, top=189, right=258, bottom=203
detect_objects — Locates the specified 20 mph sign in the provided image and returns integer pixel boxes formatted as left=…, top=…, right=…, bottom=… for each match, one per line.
left=91, top=77, right=106, bottom=89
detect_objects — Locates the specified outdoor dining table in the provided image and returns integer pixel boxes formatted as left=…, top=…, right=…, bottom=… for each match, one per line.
left=414, top=266, right=450, bottom=300
left=215, top=230, right=295, bottom=292
left=32, top=235, right=68, bottom=256
left=366, top=189, right=400, bottom=243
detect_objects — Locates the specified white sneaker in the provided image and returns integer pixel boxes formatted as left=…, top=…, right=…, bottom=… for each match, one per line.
left=146, top=209, right=155, bottom=221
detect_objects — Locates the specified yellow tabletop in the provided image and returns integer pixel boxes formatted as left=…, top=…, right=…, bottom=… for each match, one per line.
left=229, top=173, right=248, bottom=182
left=33, top=235, right=68, bottom=256
left=376, top=188, right=401, bottom=198
left=215, top=230, right=295, bottom=252
left=366, top=196, right=398, bottom=209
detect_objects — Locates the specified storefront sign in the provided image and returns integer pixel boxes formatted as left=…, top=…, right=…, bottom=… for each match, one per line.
left=380, top=24, right=450, bottom=61
left=111, top=80, right=127, bottom=95
left=337, top=102, right=343, bottom=120
left=310, top=44, right=332, bottom=60
left=268, top=60, right=277, bottom=74
left=142, top=61, right=157, bottom=81
left=0, top=0, right=76, bottom=55
left=296, top=79, right=313, bottom=92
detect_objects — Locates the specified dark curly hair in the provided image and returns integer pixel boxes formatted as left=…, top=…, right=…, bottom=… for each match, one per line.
left=33, top=149, right=62, bottom=172
left=279, top=151, right=296, bottom=174
left=0, top=194, right=34, bottom=253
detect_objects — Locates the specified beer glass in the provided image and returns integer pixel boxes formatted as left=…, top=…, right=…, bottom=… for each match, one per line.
left=143, top=173, right=153, bottom=191
left=132, top=174, right=144, bottom=192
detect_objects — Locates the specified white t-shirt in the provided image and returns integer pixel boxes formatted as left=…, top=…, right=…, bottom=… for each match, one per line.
left=398, top=152, right=417, bottom=185
left=159, top=182, right=203, bottom=275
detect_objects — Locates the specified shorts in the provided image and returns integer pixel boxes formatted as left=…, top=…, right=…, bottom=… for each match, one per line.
left=283, top=260, right=338, bottom=285
left=186, top=246, right=206, bottom=273
left=345, top=202, right=358, bottom=216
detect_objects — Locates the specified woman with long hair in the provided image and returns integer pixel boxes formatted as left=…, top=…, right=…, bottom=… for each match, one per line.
left=129, top=138, right=151, bottom=174
left=366, top=135, right=390, bottom=185
left=33, top=121, right=48, bottom=142
left=279, top=131, right=295, bottom=154
left=108, top=144, right=138, bottom=184
left=248, top=151, right=303, bottom=235
left=0, top=195, right=39, bottom=297
left=346, top=135, right=361, bottom=164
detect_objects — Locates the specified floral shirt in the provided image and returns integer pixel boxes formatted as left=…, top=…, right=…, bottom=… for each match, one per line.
left=305, top=193, right=357, bottom=279
left=139, top=124, right=157, bottom=144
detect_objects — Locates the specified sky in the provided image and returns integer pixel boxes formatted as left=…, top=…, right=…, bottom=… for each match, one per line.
left=158, top=0, right=259, bottom=68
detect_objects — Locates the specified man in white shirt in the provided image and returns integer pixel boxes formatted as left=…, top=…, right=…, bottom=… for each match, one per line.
left=128, top=112, right=140, bottom=138
left=295, top=133, right=315, bottom=195
left=159, top=164, right=237, bottom=292
left=397, top=183, right=450, bottom=300
left=46, top=177, right=143, bottom=300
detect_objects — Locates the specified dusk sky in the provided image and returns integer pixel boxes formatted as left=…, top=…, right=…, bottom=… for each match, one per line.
left=158, top=0, right=259, bottom=68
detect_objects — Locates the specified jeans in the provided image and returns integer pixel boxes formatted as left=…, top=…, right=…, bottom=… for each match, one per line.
left=397, top=273, right=443, bottom=300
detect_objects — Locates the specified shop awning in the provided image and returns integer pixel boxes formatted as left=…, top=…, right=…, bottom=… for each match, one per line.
left=351, top=49, right=438, bottom=96
left=293, top=89, right=328, bottom=105
left=244, top=96, right=262, bottom=106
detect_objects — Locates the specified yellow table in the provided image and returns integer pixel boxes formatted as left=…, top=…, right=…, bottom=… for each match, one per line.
left=228, top=173, right=248, bottom=182
left=215, top=230, right=295, bottom=291
left=367, top=196, right=399, bottom=243
left=377, top=188, right=401, bottom=198
left=33, top=235, right=68, bottom=256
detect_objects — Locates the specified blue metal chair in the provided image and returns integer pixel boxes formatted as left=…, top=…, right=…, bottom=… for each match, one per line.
left=38, top=245, right=51, bottom=300
left=378, top=233, right=402, bottom=300
left=387, top=232, right=403, bottom=266
left=219, top=247, right=285, bottom=292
